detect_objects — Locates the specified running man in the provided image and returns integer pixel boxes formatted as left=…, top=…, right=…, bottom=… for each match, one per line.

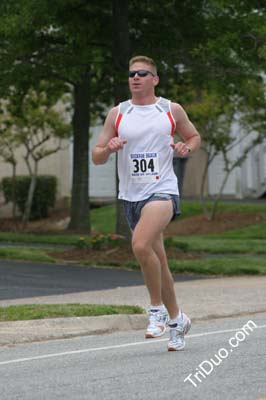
left=92, top=55, right=201, bottom=351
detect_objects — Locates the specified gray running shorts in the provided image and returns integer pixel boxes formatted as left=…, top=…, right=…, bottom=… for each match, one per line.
left=123, top=193, right=181, bottom=231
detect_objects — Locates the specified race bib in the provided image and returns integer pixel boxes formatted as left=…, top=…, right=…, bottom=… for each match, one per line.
left=129, top=152, right=160, bottom=183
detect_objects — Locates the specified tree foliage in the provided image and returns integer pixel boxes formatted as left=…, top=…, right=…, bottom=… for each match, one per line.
left=0, top=83, right=71, bottom=223
left=0, top=0, right=113, bottom=230
left=0, top=0, right=266, bottom=227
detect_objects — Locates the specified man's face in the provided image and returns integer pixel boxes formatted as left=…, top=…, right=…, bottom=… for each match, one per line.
left=128, top=62, right=159, bottom=95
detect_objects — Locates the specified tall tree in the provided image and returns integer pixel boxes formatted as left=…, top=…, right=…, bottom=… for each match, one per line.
left=1, top=0, right=266, bottom=230
left=112, top=0, right=131, bottom=237
left=0, top=0, right=113, bottom=230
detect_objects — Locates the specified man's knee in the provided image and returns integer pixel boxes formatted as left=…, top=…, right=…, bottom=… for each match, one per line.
left=132, top=237, right=150, bottom=258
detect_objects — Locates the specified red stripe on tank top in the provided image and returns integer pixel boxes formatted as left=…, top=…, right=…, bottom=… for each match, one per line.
left=167, top=111, right=175, bottom=137
left=115, top=113, right=123, bottom=137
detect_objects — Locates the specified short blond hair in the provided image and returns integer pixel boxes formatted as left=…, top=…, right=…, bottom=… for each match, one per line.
left=129, top=55, right=157, bottom=74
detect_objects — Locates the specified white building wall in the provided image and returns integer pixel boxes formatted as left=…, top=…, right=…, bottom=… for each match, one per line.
left=208, top=121, right=240, bottom=197
left=2, top=122, right=265, bottom=211
left=89, top=125, right=116, bottom=199
left=208, top=120, right=266, bottom=198
left=241, top=143, right=266, bottom=197
left=208, top=154, right=238, bottom=196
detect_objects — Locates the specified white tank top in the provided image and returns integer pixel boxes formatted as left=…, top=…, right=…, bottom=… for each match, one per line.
left=115, top=97, right=179, bottom=201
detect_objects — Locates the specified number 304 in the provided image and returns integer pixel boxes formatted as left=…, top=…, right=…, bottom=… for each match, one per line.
left=132, top=159, right=155, bottom=173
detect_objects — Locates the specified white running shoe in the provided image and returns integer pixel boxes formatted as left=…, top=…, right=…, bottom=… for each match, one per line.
left=145, top=306, right=169, bottom=338
left=167, top=312, right=191, bottom=351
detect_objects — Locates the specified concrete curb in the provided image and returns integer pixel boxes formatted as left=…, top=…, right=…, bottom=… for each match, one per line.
left=1, top=309, right=266, bottom=347
left=0, top=314, right=147, bottom=346
left=1, top=274, right=266, bottom=347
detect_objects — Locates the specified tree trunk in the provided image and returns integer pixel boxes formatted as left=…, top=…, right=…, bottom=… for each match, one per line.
left=199, top=156, right=212, bottom=220
left=22, top=161, right=37, bottom=225
left=68, top=72, right=90, bottom=231
left=11, top=163, right=18, bottom=230
left=112, top=0, right=131, bottom=238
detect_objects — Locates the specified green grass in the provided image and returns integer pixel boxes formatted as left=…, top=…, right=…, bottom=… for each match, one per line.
left=81, top=260, right=122, bottom=267
left=91, top=205, right=116, bottom=233
left=0, top=231, right=83, bottom=245
left=0, top=247, right=56, bottom=263
left=0, top=201, right=266, bottom=244
left=204, top=222, right=266, bottom=240
left=171, top=237, right=266, bottom=254
left=0, top=205, right=116, bottom=243
left=80, top=259, right=139, bottom=270
left=178, top=199, right=266, bottom=220
left=0, top=304, right=144, bottom=321
left=90, top=200, right=266, bottom=230
left=0, top=242, right=265, bottom=276
left=169, top=221, right=266, bottom=254
left=0, top=201, right=265, bottom=276
left=81, top=257, right=266, bottom=276
left=168, top=257, right=266, bottom=276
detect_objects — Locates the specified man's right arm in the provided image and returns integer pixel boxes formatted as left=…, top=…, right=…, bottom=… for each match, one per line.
left=92, top=107, right=126, bottom=165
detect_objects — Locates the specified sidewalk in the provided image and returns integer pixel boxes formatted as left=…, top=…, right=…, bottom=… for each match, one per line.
left=1, top=275, right=266, bottom=346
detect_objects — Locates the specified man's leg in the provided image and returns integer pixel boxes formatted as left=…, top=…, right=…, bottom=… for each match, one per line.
left=131, top=200, right=173, bottom=306
left=151, top=232, right=191, bottom=349
left=152, top=234, right=179, bottom=319
left=131, top=199, right=191, bottom=347
left=152, top=233, right=191, bottom=350
left=131, top=200, right=173, bottom=338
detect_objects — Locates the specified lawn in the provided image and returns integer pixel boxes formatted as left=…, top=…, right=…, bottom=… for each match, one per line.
left=0, top=304, right=144, bottom=321
left=0, top=200, right=265, bottom=275
left=171, top=237, right=266, bottom=254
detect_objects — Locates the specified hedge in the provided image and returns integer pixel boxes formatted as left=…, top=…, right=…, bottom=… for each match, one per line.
left=2, top=175, right=57, bottom=220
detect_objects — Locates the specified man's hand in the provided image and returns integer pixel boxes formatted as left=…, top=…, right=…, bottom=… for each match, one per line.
left=171, top=142, right=191, bottom=157
left=107, top=137, right=127, bottom=153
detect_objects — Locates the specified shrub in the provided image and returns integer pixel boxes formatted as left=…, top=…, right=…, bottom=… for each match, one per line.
left=2, top=175, right=57, bottom=220
left=75, top=234, right=126, bottom=250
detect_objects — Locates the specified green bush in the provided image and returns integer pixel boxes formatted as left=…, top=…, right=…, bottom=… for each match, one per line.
left=2, top=175, right=57, bottom=220
left=75, top=233, right=126, bottom=250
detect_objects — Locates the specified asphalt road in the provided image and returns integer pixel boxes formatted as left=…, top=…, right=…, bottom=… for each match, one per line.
left=0, top=314, right=265, bottom=400
left=0, top=260, right=206, bottom=300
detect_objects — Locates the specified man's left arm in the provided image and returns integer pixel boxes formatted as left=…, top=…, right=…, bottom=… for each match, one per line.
left=170, top=102, right=201, bottom=157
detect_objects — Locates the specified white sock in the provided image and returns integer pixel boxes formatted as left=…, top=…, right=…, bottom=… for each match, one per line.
left=150, top=304, right=165, bottom=312
left=169, top=310, right=182, bottom=325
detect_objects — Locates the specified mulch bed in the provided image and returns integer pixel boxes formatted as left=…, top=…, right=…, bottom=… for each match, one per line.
left=1, top=210, right=265, bottom=264
left=47, top=243, right=199, bottom=264
left=164, top=211, right=266, bottom=236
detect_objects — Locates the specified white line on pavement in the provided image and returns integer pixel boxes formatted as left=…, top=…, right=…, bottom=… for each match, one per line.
left=0, top=324, right=265, bottom=367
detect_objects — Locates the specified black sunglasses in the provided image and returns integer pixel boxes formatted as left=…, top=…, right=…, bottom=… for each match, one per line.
left=128, top=69, right=155, bottom=78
